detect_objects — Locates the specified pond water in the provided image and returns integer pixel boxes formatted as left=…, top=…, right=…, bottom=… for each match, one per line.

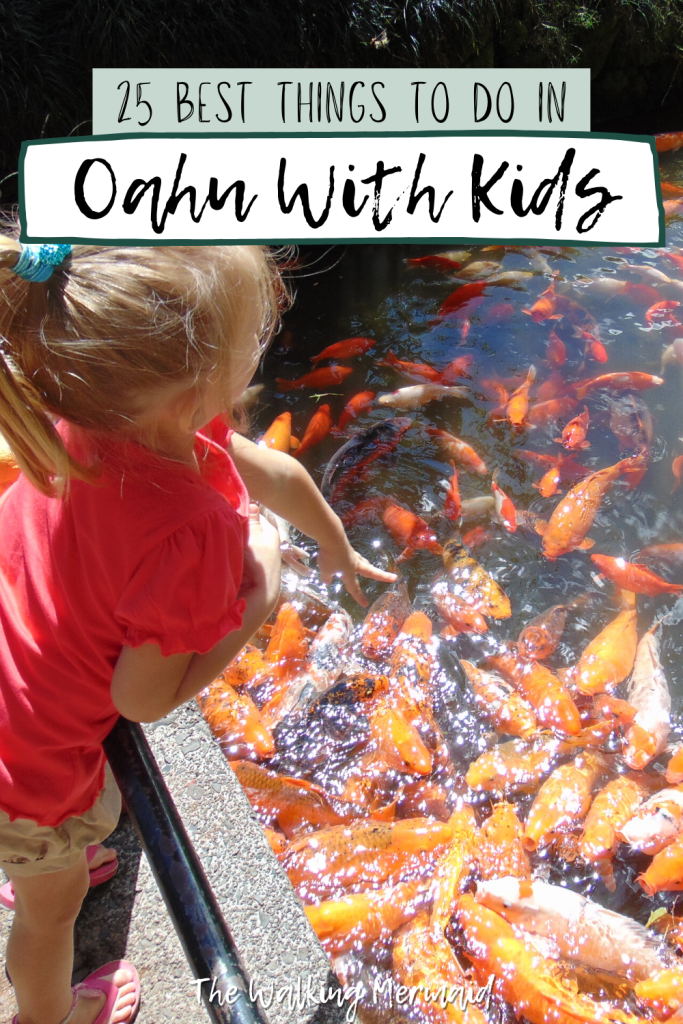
left=205, top=145, right=683, bottom=1021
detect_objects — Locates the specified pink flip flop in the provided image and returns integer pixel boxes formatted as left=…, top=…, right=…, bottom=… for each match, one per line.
left=11, top=959, right=140, bottom=1024
left=0, top=845, right=118, bottom=911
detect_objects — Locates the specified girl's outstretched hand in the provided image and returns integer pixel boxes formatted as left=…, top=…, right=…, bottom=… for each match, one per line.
left=317, top=537, right=397, bottom=607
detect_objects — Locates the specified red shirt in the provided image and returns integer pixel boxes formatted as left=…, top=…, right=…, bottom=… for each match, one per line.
left=0, top=418, right=249, bottom=826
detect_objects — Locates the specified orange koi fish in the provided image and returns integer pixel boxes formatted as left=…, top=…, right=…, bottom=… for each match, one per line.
left=382, top=503, right=443, bottom=561
left=623, top=623, right=671, bottom=770
left=455, top=894, right=643, bottom=1024
left=573, top=372, right=664, bottom=400
left=487, top=646, right=581, bottom=734
left=281, top=818, right=454, bottom=900
left=197, top=680, right=275, bottom=759
left=546, top=327, right=566, bottom=367
left=376, top=350, right=442, bottom=383
left=516, top=450, right=589, bottom=496
left=576, top=603, right=638, bottom=695
left=504, top=365, right=536, bottom=431
left=218, top=644, right=268, bottom=688
left=442, top=535, right=511, bottom=619
left=638, top=831, right=683, bottom=895
left=579, top=775, right=652, bottom=890
left=430, top=806, right=479, bottom=936
left=528, top=395, right=578, bottom=426
left=439, top=280, right=488, bottom=317
left=535, top=455, right=581, bottom=497
left=635, top=968, right=683, bottom=1017
left=645, top=299, right=681, bottom=325
left=405, top=250, right=469, bottom=270
left=586, top=338, right=609, bottom=363
left=444, top=460, right=461, bottom=520
left=491, top=474, right=517, bottom=532
left=661, top=181, right=683, bottom=198
left=393, top=911, right=489, bottom=1024
left=426, top=427, right=488, bottom=475
left=263, top=602, right=309, bottom=681
left=388, top=612, right=436, bottom=718
left=461, top=660, right=537, bottom=739
left=306, top=880, right=428, bottom=955
left=556, top=406, right=590, bottom=451
left=337, top=390, right=375, bottom=430
left=263, top=827, right=288, bottom=857
left=465, top=735, right=574, bottom=794
left=231, top=761, right=357, bottom=838
left=433, top=590, right=488, bottom=635
left=668, top=745, right=683, bottom=784
left=368, top=698, right=433, bottom=776
left=656, top=131, right=683, bottom=152
left=439, top=353, right=475, bottom=383
left=664, top=197, right=683, bottom=218
left=523, top=279, right=559, bottom=322
left=261, top=411, right=294, bottom=452
left=360, top=579, right=410, bottom=660
left=523, top=752, right=607, bottom=851
left=518, top=603, right=572, bottom=660
left=619, top=785, right=683, bottom=856
left=461, top=525, right=494, bottom=548
left=591, top=554, right=683, bottom=596
left=477, top=801, right=531, bottom=879
left=293, top=404, right=332, bottom=457
left=540, top=455, right=646, bottom=559
left=672, top=454, right=683, bottom=493
left=276, top=365, right=354, bottom=391
left=608, top=394, right=653, bottom=454
left=310, top=336, right=375, bottom=364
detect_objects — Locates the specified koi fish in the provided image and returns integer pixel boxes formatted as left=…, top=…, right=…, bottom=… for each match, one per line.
left=262, top=602, right=309, bottom=683
left=638, top=830, right=683, bottom=895
left=477, top=801, right=531, bottom=879
left=576, top=604, right=638, bottom=696
left=619, top=785, right=683, bottom=856
left=281, top=818, right=454, bottom=900
left=306, top=671, right=389, bottom=713
left=635, top=969, right=683, bottom=1017
left=439, top=354, right=475, bottom=383
left=293, top=404, right=332, bottom=457
left=425, top=428, right=488, bottom=475
left=218, top=644, right=268, bottom=689
left=368, top=698, right=433, bottom=776
left=461, top=660, right=537, bottom=739
left=405, top=250, right=470, bottom=270
left=465, top=735, right=574, bottom=794
left=556, top=407, right=590, bottom=450
left=622, top=623, right=671, bottom=770
left=444, top=461, right=461, bottom=520
left=321, top=416, right=412, bottom=499
left=461, top=525, right=494, bottom=548
left=608, top=395, right=653, bottom=454
left=672, top=454, right=683, bottom=493
left=518, top=602, right=575, bottom=660
left=491, top=473, right=517, bottom=531
left=261, top=411, right=295, bottom=452
left=504, top=365, right=536, bottom=431
left=388, top=612, right=437, bottom=719
left=378, top=383, right=469, bottom=410
left=636, top=543, right=683, bottom=571
left=475, top=877, right=664, bottom=982
left=461, top=496, right=496, bottom=518
left=430, top=805, right=480, bottom=937
left=442, top=535, right=511, bottom=619
left=590, top=554, right=683, bottom=596
left=455, top=260, right=502, bottom=279
left=439, top=280, right=488, bottom=316
left=310, top=336, right=375, bottom=364
left=376, top=350, right=442, bottom=383
left=231, top=761, right=358, bottom=838
left=522, top=752, right=607, bottom=851
left=305, top=880, right=429, bottom=955
left=661, top=181, right=683, bottom=198
left=432, top=589, right=488, bottom=635
left=382, top=503, right=443, bottom=561
left=486, top=646, right=581, bottom=734
left=546, top=327, right=566, bottom=367
left=523, top=280, right=560, bottom=322
left=361, top=579, right=411, bottom=660
left=455, top=894, right=643, bottom=1024
left=276, top=365, right=354, bottom=391
left=664, top=198, right=683, bottom=219
left=535, top=455, right=584, bottom=496
left=645, top=299, right=681, bottom=325
left=586, top=338, right=609, bottom=363
left=579, top=775, right=653, bottom=890
left=540, top=455, right=646, bottom=559
left=656, top=131, right=683, bottom=153
left=337, top=390, right=375, bottom=430
left=572, top=372, right=664, bottom=400
left=487, top=269, right=534, bottom=286
left=527, top=395, right=579, bottom=426
left=197, top=680, right=275, bottom=760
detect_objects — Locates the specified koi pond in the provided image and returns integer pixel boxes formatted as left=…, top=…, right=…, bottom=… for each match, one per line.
left=199, top=141, right=683, bottom=1023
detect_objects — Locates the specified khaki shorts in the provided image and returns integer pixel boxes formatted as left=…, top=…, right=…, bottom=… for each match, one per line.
left=0, top=763, right=122, bottom=878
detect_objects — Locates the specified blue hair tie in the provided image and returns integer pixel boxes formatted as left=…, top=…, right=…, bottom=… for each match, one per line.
left=12, top=244, right=72, bottom=283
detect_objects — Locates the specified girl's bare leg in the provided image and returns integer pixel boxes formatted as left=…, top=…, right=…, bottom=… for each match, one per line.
left=7, top=855, right=136, bottom=1024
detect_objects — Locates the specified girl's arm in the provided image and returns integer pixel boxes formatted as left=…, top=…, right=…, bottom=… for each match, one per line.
left=228, top=432, right=396, bottom=605
left=111, top=504, right=281, bottom=723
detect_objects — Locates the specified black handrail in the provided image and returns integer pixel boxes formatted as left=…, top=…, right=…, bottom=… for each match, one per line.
left=103, top=717, right=268, bottom=1024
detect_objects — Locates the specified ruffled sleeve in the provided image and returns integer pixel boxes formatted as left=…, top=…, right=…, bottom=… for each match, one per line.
left=114, top=509, right=246, bottom=656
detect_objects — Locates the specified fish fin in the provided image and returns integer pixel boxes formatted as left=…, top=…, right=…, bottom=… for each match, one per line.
left=289, top=437, right=300, bottom=451
left=548, top=314, right=564, bottom=320
left=534, top=520, right=548, bottom=537
left=578, top=538, right=595, bottom=550
left=580, top=441, right=591, bottom=449
left=396, top=547, right=415, bottom=563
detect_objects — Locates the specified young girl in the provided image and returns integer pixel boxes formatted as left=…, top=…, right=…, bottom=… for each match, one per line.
left=0, top=239, right=395, bottom=1024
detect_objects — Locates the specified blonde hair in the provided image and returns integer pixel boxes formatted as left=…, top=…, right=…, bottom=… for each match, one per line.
left=0, top=228, right=287, bottom=495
